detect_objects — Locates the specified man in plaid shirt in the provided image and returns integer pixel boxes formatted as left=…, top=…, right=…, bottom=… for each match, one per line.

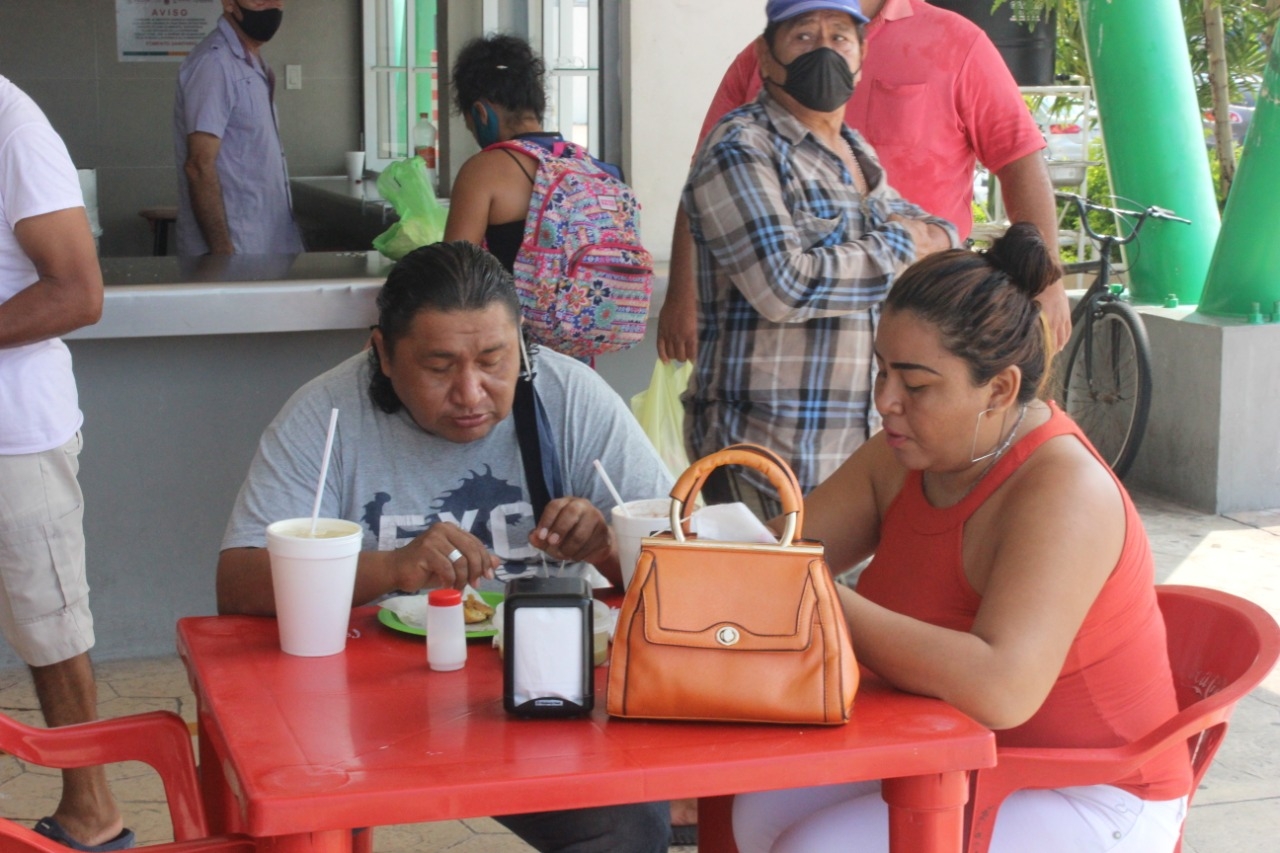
left=682, top=0, right=957, bottom=516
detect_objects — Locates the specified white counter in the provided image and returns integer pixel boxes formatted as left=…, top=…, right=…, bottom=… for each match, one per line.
left=68, top=251, right=393, bottom=340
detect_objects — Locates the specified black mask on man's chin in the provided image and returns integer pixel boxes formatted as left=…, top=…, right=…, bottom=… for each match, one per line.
left=771, top=46, right=856, bottom=113
left=235, top=2, right=283, bottom=43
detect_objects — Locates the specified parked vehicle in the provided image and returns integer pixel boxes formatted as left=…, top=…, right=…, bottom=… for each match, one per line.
left=1201, top=76, right=1261, bottom=149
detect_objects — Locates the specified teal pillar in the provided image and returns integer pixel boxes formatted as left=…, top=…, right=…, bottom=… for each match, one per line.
left=1080, top=0, right=1220, bottom=305
left=1198, top=28, right=1280, bottom=320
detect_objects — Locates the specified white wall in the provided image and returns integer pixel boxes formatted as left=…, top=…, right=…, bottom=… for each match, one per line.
left=621, top=1, right=764, bottom=262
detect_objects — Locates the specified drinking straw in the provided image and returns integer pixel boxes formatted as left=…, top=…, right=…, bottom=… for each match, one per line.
left=309, top=408, right=340, bottom=535
left=592, top=459, right=629, bottom=516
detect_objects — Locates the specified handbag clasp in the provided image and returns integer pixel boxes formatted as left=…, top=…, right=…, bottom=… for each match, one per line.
left=715, top=626, right=740, bottom=646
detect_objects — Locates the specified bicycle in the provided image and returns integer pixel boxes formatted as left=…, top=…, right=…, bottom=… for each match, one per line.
left=1054, top=193, right=1191, bottom=479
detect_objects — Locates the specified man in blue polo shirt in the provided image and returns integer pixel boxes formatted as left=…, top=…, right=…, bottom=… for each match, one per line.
left=173, top=0, right=303, bottom=256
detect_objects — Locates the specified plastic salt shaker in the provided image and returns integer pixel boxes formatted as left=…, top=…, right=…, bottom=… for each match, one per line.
left=426, top=589, right=467, bottom=671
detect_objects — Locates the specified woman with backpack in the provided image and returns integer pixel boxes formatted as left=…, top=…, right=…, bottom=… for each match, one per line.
left=444, top=34, right=652, bottom=362
left=444, top=35, right=564, bottom=271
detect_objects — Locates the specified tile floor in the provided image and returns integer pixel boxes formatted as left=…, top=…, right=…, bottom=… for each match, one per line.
left=1, top=491, right=1277, bottom=852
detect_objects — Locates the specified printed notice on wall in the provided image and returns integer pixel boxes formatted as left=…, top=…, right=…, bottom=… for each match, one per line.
left=116, top=0, right=220, bottom=62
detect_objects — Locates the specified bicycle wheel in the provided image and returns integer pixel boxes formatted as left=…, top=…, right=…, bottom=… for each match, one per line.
left=1061, top=300, right=1153, bottom=479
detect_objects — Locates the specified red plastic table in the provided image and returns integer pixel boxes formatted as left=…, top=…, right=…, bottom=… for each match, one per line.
left=177, top=607, right=995, bottom=853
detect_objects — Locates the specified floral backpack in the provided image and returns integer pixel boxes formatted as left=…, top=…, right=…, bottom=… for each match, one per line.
left=486, top=138, right=653, bottom=360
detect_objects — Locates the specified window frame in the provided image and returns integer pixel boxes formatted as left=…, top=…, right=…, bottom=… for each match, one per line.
left=361, top=0, right=615, bottom=194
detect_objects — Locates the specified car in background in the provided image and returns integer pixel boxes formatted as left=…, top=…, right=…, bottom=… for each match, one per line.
left=1202, top=76, right=1261, bottom=149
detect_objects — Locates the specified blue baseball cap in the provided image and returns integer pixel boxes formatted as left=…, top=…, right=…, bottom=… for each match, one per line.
left=766, top=0, right=869, bottom=25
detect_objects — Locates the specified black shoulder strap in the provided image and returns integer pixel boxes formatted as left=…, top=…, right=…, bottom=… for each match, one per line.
left=513, top=342, right=555, bottom=519
left=497, top=146, right=537, bottom=184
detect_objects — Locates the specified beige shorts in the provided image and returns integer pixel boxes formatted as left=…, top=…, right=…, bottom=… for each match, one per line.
left=0, top=432, right=95, bottom=667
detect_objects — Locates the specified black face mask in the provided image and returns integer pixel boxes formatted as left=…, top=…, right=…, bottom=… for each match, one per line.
left=772, top=47, right=855, bottom=113
left=235, top=2, right=283, bottom=43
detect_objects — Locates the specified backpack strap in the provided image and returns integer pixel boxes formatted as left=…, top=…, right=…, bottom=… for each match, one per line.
left=511, top=338, right=562, bottom=520
left=486, top=137, right=623, bottom=181
left=485, top=138, right=551, bottom=164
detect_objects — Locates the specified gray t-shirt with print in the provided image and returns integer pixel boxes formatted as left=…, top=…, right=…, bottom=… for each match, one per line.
left=221, top=348, right=672, bottom=586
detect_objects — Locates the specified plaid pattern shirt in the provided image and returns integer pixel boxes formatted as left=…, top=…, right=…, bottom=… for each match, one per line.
left=683, top=91, right=958, bottom=497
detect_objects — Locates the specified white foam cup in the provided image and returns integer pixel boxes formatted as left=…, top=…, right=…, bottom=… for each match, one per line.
left=345, top=151, right=365, bottom=182
left=611, top=498, right=672, bottom=590
left=266, top=518, right=363, bottom=657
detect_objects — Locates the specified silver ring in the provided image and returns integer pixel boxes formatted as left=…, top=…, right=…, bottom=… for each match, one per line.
left=446, top=548, right=464, bottom=563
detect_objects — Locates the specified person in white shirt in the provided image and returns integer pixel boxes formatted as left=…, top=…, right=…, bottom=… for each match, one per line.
left=0, top=75, right=131, bottom=851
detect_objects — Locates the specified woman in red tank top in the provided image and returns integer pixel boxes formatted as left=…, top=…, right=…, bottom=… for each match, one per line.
left=734, top=222, right=1190, bottom=853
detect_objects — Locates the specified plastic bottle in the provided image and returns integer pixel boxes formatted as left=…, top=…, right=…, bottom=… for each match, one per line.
left=413, top=112, right=438, bottom=190
left=426, top=588, right=466, bottom=671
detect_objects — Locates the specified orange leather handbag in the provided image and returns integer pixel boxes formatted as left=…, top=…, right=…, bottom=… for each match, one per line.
left=606, top=444, right=858, bottom=725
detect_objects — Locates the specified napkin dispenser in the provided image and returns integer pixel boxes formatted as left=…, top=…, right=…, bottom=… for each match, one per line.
left=503, top=576, right=594, bottom=717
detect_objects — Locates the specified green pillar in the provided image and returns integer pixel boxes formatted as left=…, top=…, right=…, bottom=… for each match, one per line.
left=1198, top=29, right=1280, bottom=320
left=1080, top=0, right=1220, bottom=305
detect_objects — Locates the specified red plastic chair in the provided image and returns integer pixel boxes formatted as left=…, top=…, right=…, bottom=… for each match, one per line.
left=697, top=585, right=1280, bottom=853
left=966, top=584, right=1280, bottom=853
left=0, top=708, right=254, bottom=850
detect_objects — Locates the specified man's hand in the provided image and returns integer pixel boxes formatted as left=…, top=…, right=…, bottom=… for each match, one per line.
left=391, top=522, right=498, bottom=591
left=530, top=497, right=619, bottom=581
left=995, top=151, right=1066, bottom=350
left=657, top=286, right=698, bottom=364
left=658, top=206, right=699, bottom=363
left=185, top=131, right=235, bottom=254
left=888, top=215, right=952, bottom=257
left=1038, top=279, right=1072, bottom=352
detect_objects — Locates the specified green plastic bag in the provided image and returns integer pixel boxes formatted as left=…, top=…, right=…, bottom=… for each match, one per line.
left=372, top=157, right=447, bottom=260
left=630, top=359, right=693, bottom=479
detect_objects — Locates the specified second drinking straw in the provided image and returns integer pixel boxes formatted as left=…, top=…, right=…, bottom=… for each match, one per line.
left=592, top=459, right=629, bottom=516
left=309, top=408, right=340, bottom=535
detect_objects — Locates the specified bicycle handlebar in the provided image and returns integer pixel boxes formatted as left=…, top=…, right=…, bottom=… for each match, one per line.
left=1054, top=192, right=1191, bottom=248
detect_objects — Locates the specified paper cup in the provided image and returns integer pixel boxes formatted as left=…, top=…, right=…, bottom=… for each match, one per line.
left=591, top=599, right=610, bottom=666
left=611, top=498, right=672, bottom=590
left=345, top=150, right=365, bottom=182
left=266, top=518, right=363, bottom=657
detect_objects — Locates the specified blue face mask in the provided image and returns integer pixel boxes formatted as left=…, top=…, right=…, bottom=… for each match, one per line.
left=471, top=103, right=501, bottom=148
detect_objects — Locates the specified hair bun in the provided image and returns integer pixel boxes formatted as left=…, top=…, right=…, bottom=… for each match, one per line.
left=986, top=222, right=1060, bottom=300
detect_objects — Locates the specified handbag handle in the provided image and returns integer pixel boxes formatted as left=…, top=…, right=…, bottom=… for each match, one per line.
left=669, top=443, right=803, bottom=546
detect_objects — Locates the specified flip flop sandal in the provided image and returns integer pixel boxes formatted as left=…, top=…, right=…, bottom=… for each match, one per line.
left=33, top=817, right=135, bottom=851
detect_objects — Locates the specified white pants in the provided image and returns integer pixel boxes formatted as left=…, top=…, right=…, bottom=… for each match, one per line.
left=734, top=781, right=1187, bottom=853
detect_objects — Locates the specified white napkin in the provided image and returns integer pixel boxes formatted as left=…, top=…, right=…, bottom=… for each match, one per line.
left=378, top=593, right=428, bottom=628
left=689, top=501, right=778, bottom=544
left=379, top=584, right=493, bottom=631
left=510, top=607, right=587, bottom=705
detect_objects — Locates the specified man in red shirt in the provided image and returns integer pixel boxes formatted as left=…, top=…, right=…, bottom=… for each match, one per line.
left=658, top=0, right=1067, bottom=364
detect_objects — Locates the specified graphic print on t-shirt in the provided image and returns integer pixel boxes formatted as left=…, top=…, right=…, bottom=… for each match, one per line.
left=360, top=465, right=543, bottom=583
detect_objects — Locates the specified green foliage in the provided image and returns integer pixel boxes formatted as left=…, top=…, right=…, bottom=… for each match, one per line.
left=1181, top=1, right=1275, bottom=109
left=1207, top=142, right=1244, bottom=208
left=997, top=1, right=1274, bottom=209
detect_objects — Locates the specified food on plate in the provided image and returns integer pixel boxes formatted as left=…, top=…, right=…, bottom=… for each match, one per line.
left=463, top=593, right=495, bottom=624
